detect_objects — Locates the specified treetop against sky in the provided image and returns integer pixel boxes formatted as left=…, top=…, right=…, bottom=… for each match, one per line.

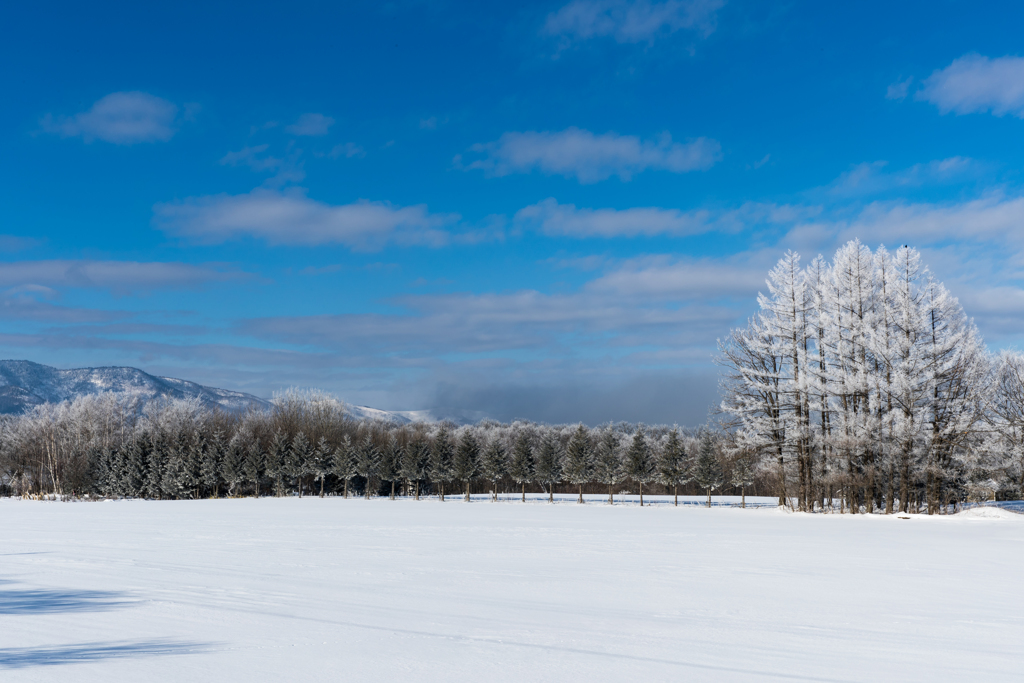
left=2, top=1, right=1024, bottom=424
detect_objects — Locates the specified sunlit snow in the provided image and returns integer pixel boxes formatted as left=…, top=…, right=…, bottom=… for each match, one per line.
left=1, top=496, right=1020, bottom=680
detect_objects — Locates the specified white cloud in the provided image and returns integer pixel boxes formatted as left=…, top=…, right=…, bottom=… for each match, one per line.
left=285, top=113, right=335, bottom=136
left=153, top=188, right=457, bottom=249
left=917, top=54, right=1024, bottom=117
left=220, top=144, right=282, bottom=172
left=328, top=142, right=365, bottom=159
left=0, top=260, right=244, bottom=293
left=40, top=91, right=180, bottom=144
left=515, top=197, right=808, bottom=237
left=826, top=157, right=979, bottom=197
left=466, top=127, right=721, bottom=183
left=586, top=255, right=767, bottom=299
left=886, top=77, right=912, bottom=101
left=543, top=0, right=724, bottom=44
left=836, top=194, right=1024, bottom=245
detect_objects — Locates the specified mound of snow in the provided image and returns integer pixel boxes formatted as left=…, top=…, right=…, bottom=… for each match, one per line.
left=957, top=506, right=1022, bottom=520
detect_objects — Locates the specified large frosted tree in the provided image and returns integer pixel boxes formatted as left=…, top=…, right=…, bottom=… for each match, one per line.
left=719, top=240, right=988, bottom=514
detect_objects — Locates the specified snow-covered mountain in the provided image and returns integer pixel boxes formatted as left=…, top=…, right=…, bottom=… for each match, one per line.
left=0, top=360, right=435, bottom=423
left=0, top=360, right=272, bottom=414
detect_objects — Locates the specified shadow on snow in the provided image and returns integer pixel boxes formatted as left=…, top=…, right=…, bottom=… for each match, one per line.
left=0, top=586, right=131, bottom=615
left=0, top=640, right=216, bottom=669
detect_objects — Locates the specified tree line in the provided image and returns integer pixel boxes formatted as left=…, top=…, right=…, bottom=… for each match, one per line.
left=0, top=389, right=748, bottom=506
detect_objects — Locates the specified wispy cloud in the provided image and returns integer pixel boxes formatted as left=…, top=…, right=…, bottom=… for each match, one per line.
left=219, top=144, right=306, bottom=187
left=0, top=260, right=247, bottom=294
left=153, top=188, right=458, bottom=249
left=464, top=127, right=721, bottom=183
left=886, top=77, right=913, bottom=101
left=285, top=113, right=335, bottom=136
left=328, top=142, right=365, bottom=159
left=219, top=145, right=282, bottom=172
left=543, top=0, right=724, bottom=44
left=825, top=157, right=980, bottom=197
left=0, top=286, right=129, bottom=323
left=918, top=54, right=1024, bottom=117
left=515, top=197, right=808, bottom=238
left=40, top=92, right=183, bottom=144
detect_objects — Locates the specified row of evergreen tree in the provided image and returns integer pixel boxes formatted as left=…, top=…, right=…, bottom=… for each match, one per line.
left=90, top=421, right=738, bottom=505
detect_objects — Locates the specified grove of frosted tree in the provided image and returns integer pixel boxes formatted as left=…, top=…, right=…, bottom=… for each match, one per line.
left=718, top=240, right=1024, bottom=513
left=3, top=241, right=1024, bottom=513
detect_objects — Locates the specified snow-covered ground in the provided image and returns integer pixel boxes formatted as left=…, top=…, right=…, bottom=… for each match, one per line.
left=1, top=496, right=1021, bottom=681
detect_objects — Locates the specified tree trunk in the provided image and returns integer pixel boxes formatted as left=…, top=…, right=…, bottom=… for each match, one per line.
left=639, top=482, right=644, bottom=506
left=706, top=488, right=711, bottom=507
left=415, top=481, right=420, bottom=501
left=344, top=478, right=349, bottom=499
left=521, top=482, right=526, bottom=503
left=674, top=484, right=678, bottom=507
left=741, top=487, right=746, bottom=508
left=578, top=483, right=583, bottom=504
left=391, top=480, right=396, bottom=500
left=465, top=480, right=470, bottom=503
left=320, top=477, right=325, bottom=498
left=608, top=483, right=613, bottom=505
left=777, top=454, right=786, bottom=506
left=548, top=485, right=553, bottom=504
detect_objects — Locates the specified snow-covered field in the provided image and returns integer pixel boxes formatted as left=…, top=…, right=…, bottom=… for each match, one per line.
left=1, top=496, right=1021, bottom=681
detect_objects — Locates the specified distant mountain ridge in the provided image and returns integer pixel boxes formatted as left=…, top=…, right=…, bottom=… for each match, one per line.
left=0, top=360, right=432, bottom=423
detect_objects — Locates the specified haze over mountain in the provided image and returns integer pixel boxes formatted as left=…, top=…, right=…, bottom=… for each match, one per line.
left=0, top=360, right=432, bottom=423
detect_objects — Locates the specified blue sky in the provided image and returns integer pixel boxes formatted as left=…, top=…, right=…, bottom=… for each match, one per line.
left=3, top=0, right=1024, bottom=424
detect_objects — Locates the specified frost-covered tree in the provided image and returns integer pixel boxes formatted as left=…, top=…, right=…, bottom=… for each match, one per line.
left=593, top=428, right=622, bottom=505
left=265, top=430, right=288, bottom=497
left=533, top=436, right=562, bottom=503
left=509, top=430, right=534, bottom=502
left=331, top=434, right=356, bottom=498
left=479, top=437, right=507, bottom=502
left=377, top=433, right=402, bottom=500
left=288, top=432, right=310, bottom=497
left=144, top=433, right=166, bottom=499
left=311, top=436, right=332, bottom=498
left=563, top=424, right=593, bottom=503
left=693, top=430, right=724, bottom=507
left=452, top=430, right=479, bottom=502
left=222, top=433, right=245, bottom=498
left=243, top=441, right=264, bottom=497
left=719, top=240, right=989, bottom=515
left=730, top=451, right=756, bottom=508
left=623, top=426, right=655, bottom=505
left=201, top=430, right=223, bottom=498
left=657, top=428, right=688, bottom=506
left=429, top=424, right=455, bottom=501
left=162, top=432, right=196, bottom=500
left=355, top=433, right=380, bottom=499
left=401, top=433, right=428, bottom=500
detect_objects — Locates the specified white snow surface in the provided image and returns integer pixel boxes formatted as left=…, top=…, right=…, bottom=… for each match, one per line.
left=1, top=496, right=1021, bottom=681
